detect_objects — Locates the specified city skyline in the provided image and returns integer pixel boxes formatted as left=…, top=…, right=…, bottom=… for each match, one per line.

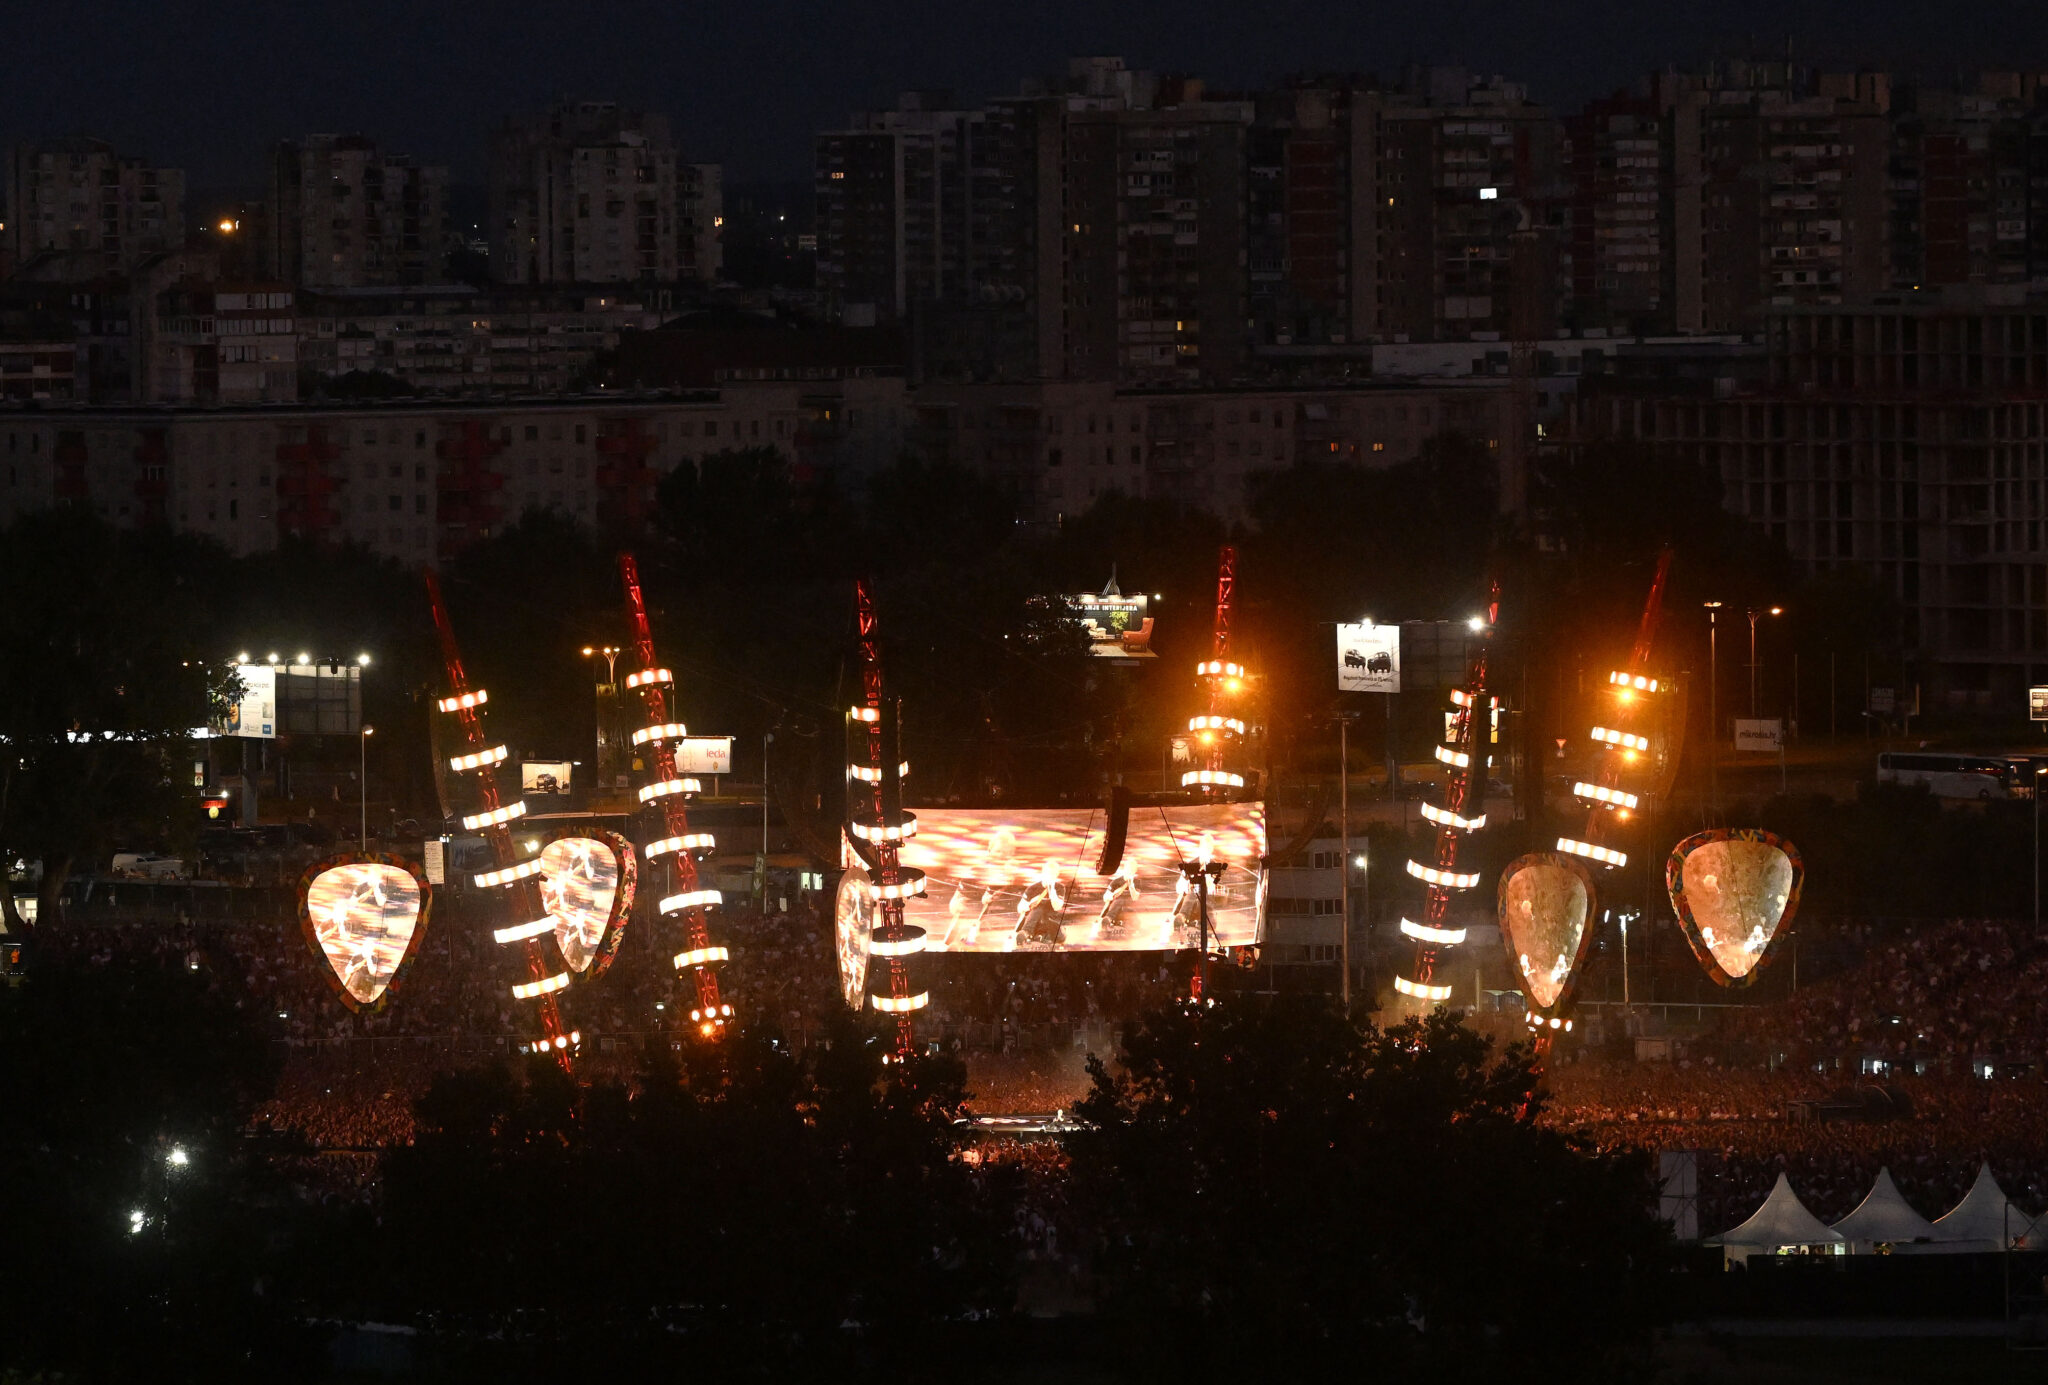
left=2, top=0, right=2042, bottom=187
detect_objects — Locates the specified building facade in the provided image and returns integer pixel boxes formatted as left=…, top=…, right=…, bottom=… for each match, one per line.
left=5, top=138, right=185, bottom=278
left=267, top=135, right=448, bottom=289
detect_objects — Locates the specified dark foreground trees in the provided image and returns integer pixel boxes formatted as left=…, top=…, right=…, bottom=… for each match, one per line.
left=1069, top=1000, right=1673, bottom=1379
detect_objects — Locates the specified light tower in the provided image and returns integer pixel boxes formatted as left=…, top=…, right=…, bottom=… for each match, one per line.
left=423, top=570, right=575, bottom=1068
left=848, top=578, right=927, bottom=1061
left=1180, top=545, right=1254, bottom=1002
left=616, top=552, right=733, bottom=1040
left=1394, top=588, right=1497, bottom=1008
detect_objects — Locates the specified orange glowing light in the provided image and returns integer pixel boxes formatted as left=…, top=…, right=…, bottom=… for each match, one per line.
left=1224, top=678, right=1243, bottom=694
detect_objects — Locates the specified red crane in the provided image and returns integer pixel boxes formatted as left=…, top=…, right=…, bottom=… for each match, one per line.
left=850, top=578, right=926, bottom=1061
left=423, top=569, right=574, bottom=1070
left=1395, top=585, right=1499, bottom=1006
left=616, top=553, right=733, bottom=1039
left=1179, top=546, right=1252, bottom=1001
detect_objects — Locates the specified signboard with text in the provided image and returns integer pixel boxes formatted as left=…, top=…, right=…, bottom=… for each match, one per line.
left=1337, top=622, right=1400, bottom=693
left=1733, top=718, right=1783, bottom=753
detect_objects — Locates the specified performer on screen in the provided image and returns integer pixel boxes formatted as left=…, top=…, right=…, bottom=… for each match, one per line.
left=1170, top=872, right=1203, bottom=948
left=963, top=825, right=1019, bottom=947
left=1094, top=858, right=1139, bottom=942
left=1013, top=861, right=1067, bottom=948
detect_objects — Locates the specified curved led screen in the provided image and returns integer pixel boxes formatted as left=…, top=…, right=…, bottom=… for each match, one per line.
left=1497, top=852, right=1596, bottom=1016
left=540, top=832, right=635, bottom=977
left=298, top=856, right=430, bottom=1011
left=834, top=866, right=874, bottom=1009
left=1668, top=828, right=1803, bottom=987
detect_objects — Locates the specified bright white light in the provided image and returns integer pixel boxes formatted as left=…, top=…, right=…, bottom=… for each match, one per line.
left=1466, top=616, right=1485, bottom=631
left=460, top=802, right=527, bottom=830
left=1420, top=802, right=1486, bottom=831
left=631, top=722, right=689, bottom=746
left=356, top=653, right=372, bottom=667
left=296, top=652, right=311, bottom=665
left=624, top=668, right=673, bottom=689
left=492, top=918, right=554, bottom=944
left=1557, top=837, right=1628, bottom=868
left=167, top=1147, right=189, bottom=1168
left=473, top=858, right=542, bottom=889
left=868, top=929, right=928, bottom=957
left=1394, top=975, right=1453, bottom=1001
left=1479, top=187, right=1498, bottom=200
left=848, top=762, right=912, bottom=784
left=449, top=745, right=509, bottom=773
left=848, top=814, right=917, bottom=844
left=1433, top=744, right=1471, bottom=769
left=1400, top=918, right=1467, bottom=945
left=872, top=992, right=931, bottom=1013
left=659, top=889, right=723, bottom=914
left=509, top=973, right=570, bottom=1000
left=848, top=705, right=880, bottom=723
left=1573, top=782, right=1639, bottom=810
left=436, top=689, right=488, bottom=712
left=1181, top=769, right=1246, bottom=789
left=1589, top=726, right=1649, bottom=752
left=1405, top=860, right=1479, bottom=889
left=645, top=833, right=715, bottom=859
left=1196, top=659, right=1245, bottom=679
left=1188, top=715, right=1246, bottom=736
left=674, top=945, right=731, bottom=969
left=866, top=871, right=928, bottom=901
left=638, top=778, right=701, bottom=804
left=1607, top=671, right=1658, bottom=692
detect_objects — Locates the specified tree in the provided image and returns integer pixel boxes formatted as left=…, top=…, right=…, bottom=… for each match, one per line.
left=0, top=511, right=238, bottom=926
left=1069, top=1000, right=1672, bottom=1377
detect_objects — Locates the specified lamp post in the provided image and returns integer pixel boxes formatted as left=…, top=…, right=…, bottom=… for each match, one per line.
left=2035, top=765, right=2047, bottom=935
left=1747, top=606, right=1783, bottom=719
left=1337, top=710, right=1357, bottom=1009
left=358, top=725, right=374, bottom=844
left=1704, top=602, right=1722, bottom=816
left=582, top=645, right=621, bottom=783
left=762, top=731, right=773, bottom=862
left=582, top=644, right=620, bottom=685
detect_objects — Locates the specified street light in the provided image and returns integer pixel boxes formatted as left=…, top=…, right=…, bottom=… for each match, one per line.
left=1704, top=603, right=1723, bottom=816
left=359, top=725, right=375, bottom=844
left=581, top=645, right=620, bottom=684
left=2035, top=764, right=2047, bottom=935
left=1747, top=606, right=1783, bottom=719
left=166, top=1146, right=189, bottom=1169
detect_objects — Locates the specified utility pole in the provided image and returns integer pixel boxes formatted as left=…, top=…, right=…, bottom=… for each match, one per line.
left=1339, top=714, right=1352, bottom=1009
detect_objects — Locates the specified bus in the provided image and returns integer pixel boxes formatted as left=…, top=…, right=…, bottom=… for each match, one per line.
left=1875, top=752, right=2028, bottom=800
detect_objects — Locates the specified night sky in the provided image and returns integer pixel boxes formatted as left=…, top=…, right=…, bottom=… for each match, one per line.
left=4, top=0, right=2041, bottom=188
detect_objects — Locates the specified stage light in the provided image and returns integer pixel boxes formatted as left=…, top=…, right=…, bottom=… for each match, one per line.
left=510, top=973, right=570, bottom=1000
left=492, top=918, right=555, bottom=944
left=1400, top=919, right=1466, bottom=945
left=1572, top=782, right=1639, bottom=810
left=848, top=705, right=880, bottom=723
left=474, top=859, right=542, bottom=889
left=1590, top=726, right=1649, bottom=752
left=1557, top=837, right=1627, bottom=868
left=674, top=946, right=731, bottom=969
left=645, top=833, right=716, bottom=858
left=1394, top=974, right=1452, bottom=1001
left=1420, top=802, right=1486, bottom=831
left=660, top=889, right=723, bottom=914
left=1405, top=860, right=1479, bottom=889
left=437, top=689, right=488, bottom=712
left=638, top=777, right=701, bottom=803
left=460, top=802, right=526, bottom=830
left=449, top=745, right=508, bottom=773
left=1434, top=744, right=1471, bottom=769
left=624, top=667, right=673, bottom=689
left=872, top=992, right=931, bottom=1012
left=631, top=722, right=689, bottom=746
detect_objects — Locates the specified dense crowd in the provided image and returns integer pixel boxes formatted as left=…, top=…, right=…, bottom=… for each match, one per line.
left=36, top=884, right=2048, bottom=1239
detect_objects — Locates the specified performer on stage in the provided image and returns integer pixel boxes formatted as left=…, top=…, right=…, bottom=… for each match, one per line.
left=1013, top=861, right=1067, bottom=948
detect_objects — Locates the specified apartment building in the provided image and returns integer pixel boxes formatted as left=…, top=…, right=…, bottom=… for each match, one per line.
left=148, top=281, right=298, bottom=403
left=490, top=101, right=720, bottom=286
left=267, top=135, right=448, bottom=289
left=1566, top=289, right=2048, bottom=708
left=5, top=138, right=184, bottom=277
left=907, top=377, right=1505, bottom=523
left=1568, top=94, right=1667, bottom=334
left=0, top=388, right=883, bottom=565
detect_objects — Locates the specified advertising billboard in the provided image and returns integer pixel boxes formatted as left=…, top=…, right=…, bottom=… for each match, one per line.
left=1068, top=592, right=1155, bottom=660
left=888, top=801, right=1265, bottom=952
left=223, top=663, right=277, bottom=739
left=676, top=736, right=733, bottom=775
left=521, top=760, right=573, bottom=797
left=1337, top=622, right=1400, bottom=693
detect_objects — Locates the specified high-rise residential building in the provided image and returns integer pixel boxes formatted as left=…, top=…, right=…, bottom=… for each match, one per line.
left=5, top=137, right=185, bottom=277
left=1247, top=83, right=1377, bottom=353
left=1368, top=70, right=1569, bottom=344
left=267, top=135, right=448, bottom=289
left=1886, top=76, right=2048, bottom=294
left=1657, top=64, right=1892, bottom=332
left=678, top=162, right=723, bottom=284
left=814, top=92, right=979, bottom=324
left=490, top=101, right=720, bottom=286
left=1567, top=94, right=1668, bottom=334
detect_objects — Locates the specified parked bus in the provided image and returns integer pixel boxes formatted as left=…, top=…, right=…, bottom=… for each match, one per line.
left=1875, top=752, right=2028, bottom=800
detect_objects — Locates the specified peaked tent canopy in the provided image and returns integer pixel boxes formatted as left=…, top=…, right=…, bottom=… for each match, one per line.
left=1831, top=1166, right=1937, bottom=1248
left=1704, top=1173, right=1844, bottom=1252
left=1928, top=1163, right=2019, bottom=1251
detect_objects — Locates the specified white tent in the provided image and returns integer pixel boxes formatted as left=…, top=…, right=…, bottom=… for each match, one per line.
left=1928, top=1163, right=2020, bottom=1253
left=1830, top=1166, right=1937, bottom=1252
left=1704, top=1173, right=1845, bottom=1263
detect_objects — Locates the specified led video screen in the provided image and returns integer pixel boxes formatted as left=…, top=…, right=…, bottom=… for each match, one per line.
left=539, top=833, right=635, bottom=976
left=889, top=802, right=1265, bottom=952
left=300, top=858, right=428, bottom=1009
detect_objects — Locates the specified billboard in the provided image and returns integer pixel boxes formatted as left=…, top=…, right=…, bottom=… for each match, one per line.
left=1068, top=592, right=1155, bottom=660
left=1732, top=718, right=1782, bottom=753
left=677, top=736, right=733, bottom=775
left=522, top=760, right=573, bottom=797
left=223, top=663, right=277, bottom=738
left=1337, top=622, right=1400, bottom=693
left=887, top=801, right=1265, bottom=952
